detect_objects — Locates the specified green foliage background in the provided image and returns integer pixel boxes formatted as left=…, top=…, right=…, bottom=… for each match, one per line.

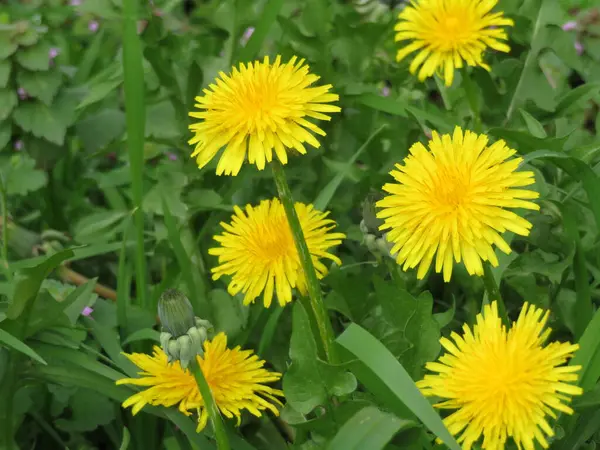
left=0, top=0, right=600, bottom=449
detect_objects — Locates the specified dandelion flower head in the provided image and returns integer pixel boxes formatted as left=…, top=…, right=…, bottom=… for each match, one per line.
left=188, top=55, right=341, bottom=176
left=377, top=127, right=539, bottom=282
left=417, top=301, right=582, bottom=450
left=117, top=333, right=284, bottom=431
left=395, top=0, right=514, bottom=86
left=209, top=198, right=345, bottom=307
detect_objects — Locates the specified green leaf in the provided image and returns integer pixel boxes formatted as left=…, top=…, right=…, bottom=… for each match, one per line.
left=326, top=406, right=414, bottom=450
left=283, top=302, right=357, bottom=414
left=77, top=78, right=122, bottom=110
left=573, top=384, right=600, bottom=410
left=119, top=428, right=131, bottom=450
left=13, top=97, right=75, bottom=145
left=16, top=70, right=62, bottom=105
left=145, top=101, right=179, bottom=139
left=0, top=327, right=47, bottom=364
left=143, top=171, right=187, bottom=218
left=551, top=82, right=600, bottom=118
left=0, top=121, right=11, bottom=150
left=2, top=154, right=47, bottom=196
left=0, top=89, right=17, bottom=121
left=235, top=0, right=285, bottom=63
left=209, top=290, right=247, bottom=342
left=355, top=94, right=407, bottom=116
left=122, top=328, right=160, bottom=346
left=0, top=33, right=18, bottom=59
left=336, top=324, right=461, bottom=450
left=0, top=60, right=11, bottom=87
left=372, top=278, right=441, bottom=380
left=6, top=248, right=75, bottom=320
left=314, top=124, right=385, bottom=211
left=15, top=41, right=51, bottom=71
left=488, top=128, right=567, bottom=152
left=571, top=308, right=600, bottom=391
left=76, top=108, right=126, bottom=152
left=519, top=109, right=547, bottom=138
left=73, top=210, right=127, bottom=243
left=55, top=389, right=116, bottom=432
left=63, top=280, right=98, bottom=324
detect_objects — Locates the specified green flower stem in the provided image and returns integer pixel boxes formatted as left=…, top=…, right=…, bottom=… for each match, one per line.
left=482, top=262, right=509, bottom=327
left=190, top=360, right=230, bottom=450
left=271, top=160, right=338, bottom=364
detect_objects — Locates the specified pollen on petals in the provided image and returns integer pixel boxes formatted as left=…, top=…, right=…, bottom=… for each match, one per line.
left=417, top=302, right=582, bottom=450
left=188, top=55, right=341, bottom=176
left=117, top=333, right=284, bottom=431
left=209, top=198, right=345, bottom=308
left=395, top=0, right=514, bottom=86
left=376, top=126, right=539, bottom=282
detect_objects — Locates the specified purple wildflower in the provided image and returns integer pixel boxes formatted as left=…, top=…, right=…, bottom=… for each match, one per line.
left=49, top=47, right=60, bottom=59
left=70, top=0, right=82, bottom=5
left=575, top=41, right=584, bottom=55
left=14, top=140, right=23, bottom=151
left=382, top=85, right=391, bottom=97
left=88, top=20, right=99, bottom=32
left=82, top=306, right=94, bottom=316
left=562, top=21, right=578, bottom=31
left=167, top=152, right=178, bottom=161
left=17, top=87, right=27, bottom=100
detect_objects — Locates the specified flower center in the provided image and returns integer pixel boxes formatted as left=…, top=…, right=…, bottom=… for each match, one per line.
left=432, top=170, right=472, bottom=211
left=252, top=217, right=296, bottom=262
left=433, top=11, right=477, bottom=50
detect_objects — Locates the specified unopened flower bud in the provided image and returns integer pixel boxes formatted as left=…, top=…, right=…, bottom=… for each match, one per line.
left=158, top=289, right=195, bottom=338
left=157, top=289, right=213, bottom=369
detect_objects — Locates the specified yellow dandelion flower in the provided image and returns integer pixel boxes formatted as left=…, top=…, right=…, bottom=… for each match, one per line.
left=117, top=333, right=283, bottom=432
left=209, top=198, right=345, bottom=308
left=188, top=55, right=341, bottom=176
left=376, top=127, right=539, bottom=282
left=417, top=301, right=582, bottom=450
left=395, top=0, right=514, bottom=86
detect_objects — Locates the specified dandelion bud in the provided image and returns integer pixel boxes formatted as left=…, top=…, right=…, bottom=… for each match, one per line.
left=158, top=289, right=195, bottom=338
left=158, top=289, right=213, bottom=368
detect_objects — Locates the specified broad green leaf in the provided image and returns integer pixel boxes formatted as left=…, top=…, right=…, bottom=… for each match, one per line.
left=73, top=210, right=127, bottom=243
left=336, top=324, right=461, bottom=450
left=145, top=101, right=179, bottom=139
left=0, top=33, right=18, bottom=59
left=0, top=89, right=17, bottom=121
left=16, top=70, right=62, bottom=105
left=0, top=60, right=11, bottom=87
left=573, top=384, right=600, bottom=410
left=551, top=82, right=600, bottom=118
left=433, top=298, right=455, bottom=329
left=258, top=306, right=285, bottom=355
left=13, top=99, right=72, bottom=145
left=6, top=248, right=75, bottom=320
left=372, top=278, right=440, bottom=380
left=55, top=389, right=116, bottom=432
left=15, top=41, right=51, bottom=71
left=1, top=153, right=47, bottom=196
left=209, top=289, right=247, bottom=340
left=143, top=171, right=187, bottom=218
left=0, top=327, right=47, bottom=364
left=76, top=109, right=126, bottom=152
left=488, top=128, right=567, bottom=152
left=0, top=121, right=10, bottom=150
left=326, top=406, right=414, bottom=450
left=77, top=78, right=122, bottom=110
left=283, top=302, right=357, bottom=414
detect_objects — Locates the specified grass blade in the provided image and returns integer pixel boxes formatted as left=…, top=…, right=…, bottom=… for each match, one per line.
left=336, top=324, right=461, bottom=450
left=122, top=0, right=148, bottom=309
left=0, top=328, right=47, bottom=364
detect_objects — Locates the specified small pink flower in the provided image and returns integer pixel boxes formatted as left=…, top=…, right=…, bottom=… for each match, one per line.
left=82, top=306, right=94, bottom=316
left=167, top=152, right=178, bottom=161
left=14, top=140, right=23, bottom=151
left=70, top=0, right=82, bottom=5
left=88, top=20, right=99, bottom=32
left=575, top=41, right=584, bottom=55
left=17, top=87, right=27, bottom=100
left=240, top=27, right=255, bottom=46
left=49, top=47, right=60, bottom=59
left=562, top=21, right=578, bottom=31
left=382, top=85, right=391, bottom=97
